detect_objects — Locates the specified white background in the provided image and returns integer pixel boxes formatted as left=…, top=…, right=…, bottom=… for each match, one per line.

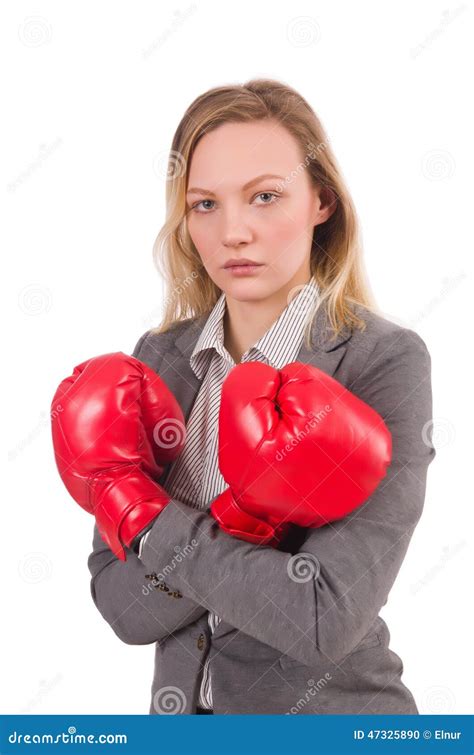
left=1, top=0, right=472, bottom=715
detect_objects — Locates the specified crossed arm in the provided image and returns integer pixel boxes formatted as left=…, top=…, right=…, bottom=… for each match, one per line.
left=87, top=327, right=435, bottom=664
left=87, top=522, right=208, bottom=644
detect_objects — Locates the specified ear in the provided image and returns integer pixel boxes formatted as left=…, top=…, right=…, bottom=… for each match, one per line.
left=313, top=184, right=338, bottom=226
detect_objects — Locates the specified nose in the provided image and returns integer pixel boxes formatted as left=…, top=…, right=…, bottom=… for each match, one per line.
left=221, top=208, right=253, bottom=247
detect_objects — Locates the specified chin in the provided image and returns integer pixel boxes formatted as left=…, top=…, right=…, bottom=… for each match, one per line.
left=220, top=280, right=271, bottom=301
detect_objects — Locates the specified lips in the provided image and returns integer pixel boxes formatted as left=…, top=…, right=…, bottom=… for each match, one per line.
left=223, top=259, right=262, bottom=269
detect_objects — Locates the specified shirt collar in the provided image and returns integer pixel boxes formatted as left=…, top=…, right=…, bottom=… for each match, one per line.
left=190, top=277, right=320, bottom=379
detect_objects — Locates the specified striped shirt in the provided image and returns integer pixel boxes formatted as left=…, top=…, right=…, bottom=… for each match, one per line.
left=140, top=277, right=320, bottom=709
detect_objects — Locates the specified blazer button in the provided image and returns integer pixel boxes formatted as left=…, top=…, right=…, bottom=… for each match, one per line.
left=197, top=633, right=205, bottom=651
left=145, top=572, right=167, bottom=591
left=169, top=590, right=183, bottom=599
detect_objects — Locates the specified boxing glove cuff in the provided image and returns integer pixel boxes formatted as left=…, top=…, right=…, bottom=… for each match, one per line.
left=210, top=488, right=289, bottom=548
left=90, top=465, right=171, bottom=560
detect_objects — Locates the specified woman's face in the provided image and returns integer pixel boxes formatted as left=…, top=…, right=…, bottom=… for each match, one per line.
left=185, top=119, right=334, bottom=302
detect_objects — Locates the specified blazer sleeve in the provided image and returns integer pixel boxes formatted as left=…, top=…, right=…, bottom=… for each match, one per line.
left=86, top=330, right=207, bottom=645
left=138, top=327, right=436, bottom=665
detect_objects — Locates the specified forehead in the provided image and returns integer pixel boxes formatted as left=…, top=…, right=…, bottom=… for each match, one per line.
left=187, top=120, right=304, bottom=188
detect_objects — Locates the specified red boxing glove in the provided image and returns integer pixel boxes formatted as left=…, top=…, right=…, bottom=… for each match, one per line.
left=50, top=352, right=185, bottom=560
left=210, top=361, right=392, bottom=546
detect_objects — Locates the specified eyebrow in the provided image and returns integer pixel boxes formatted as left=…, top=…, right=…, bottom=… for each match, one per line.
left=186, top=173, right=285, bottom=198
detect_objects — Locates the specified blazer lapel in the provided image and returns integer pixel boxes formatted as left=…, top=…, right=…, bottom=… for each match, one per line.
left=160, top=315, right=208, bottom=423
left=295, top=299, right=353, bottom=378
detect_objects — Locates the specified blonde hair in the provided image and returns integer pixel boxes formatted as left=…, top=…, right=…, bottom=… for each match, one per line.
left=151, top=78, right=377, bottom=348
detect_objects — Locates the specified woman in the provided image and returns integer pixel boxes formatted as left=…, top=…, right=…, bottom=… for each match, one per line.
left=53, top=79, right=436, bottom=714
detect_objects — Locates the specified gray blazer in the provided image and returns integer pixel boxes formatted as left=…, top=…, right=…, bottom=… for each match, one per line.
left=87, top=300, right=435, bottom=715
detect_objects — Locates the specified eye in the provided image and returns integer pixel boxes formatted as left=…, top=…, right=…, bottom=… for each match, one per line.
left=254, top=192, right=280, bottom=205
left=189, top=191, right=281, bottom=214
left=191, top=199, right=215, bottom=213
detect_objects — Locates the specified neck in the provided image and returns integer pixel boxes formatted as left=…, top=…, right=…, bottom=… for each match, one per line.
left=223, top=273, right=313, bottom=363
